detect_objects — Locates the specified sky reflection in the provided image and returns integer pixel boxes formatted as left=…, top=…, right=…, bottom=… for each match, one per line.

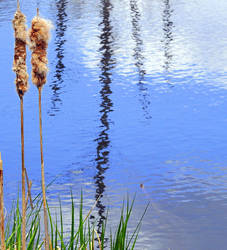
left=0, top=0, right=227, bottom=249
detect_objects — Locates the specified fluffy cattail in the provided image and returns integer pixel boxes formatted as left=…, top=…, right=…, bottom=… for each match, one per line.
left=12, top=8, right=28, bottom=98
left=29, top=13, right=51, bottom=89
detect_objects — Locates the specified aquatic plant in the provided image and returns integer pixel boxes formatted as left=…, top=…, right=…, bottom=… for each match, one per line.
left=1, top=3, right=148, bottom=250
left=12, top=1, right=29, bottom=98
left=3, top=191, right=147, bottom=250
left=12, top=1, right=29, bottom=249
left=0, top=153, right=5, bottom=250
left=29, top=9, right=52, bottom=250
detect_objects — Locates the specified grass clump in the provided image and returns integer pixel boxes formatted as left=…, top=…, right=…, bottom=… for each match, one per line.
left=3, top=193, right=148, bottom=250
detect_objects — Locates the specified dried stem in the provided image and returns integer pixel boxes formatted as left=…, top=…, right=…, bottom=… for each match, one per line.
left=25, top=181, right=32, bottom=209
left=20, top=98, right=26, bottom=250
left=0, top=153, right=5, bottom=250
left=25, top=168, right=33, bottom=209
left=39, top=87, right=49, bottom=250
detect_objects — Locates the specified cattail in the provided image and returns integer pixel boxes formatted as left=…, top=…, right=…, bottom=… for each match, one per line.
left=0, top=153, right=5, bottom=250
left=29, top=9, right=51, bottom=89
left=29, top=9, right=51, bottom=250
left=12, top=2, right=28, bottom=249
left=12, top=2, right=29, bottom=98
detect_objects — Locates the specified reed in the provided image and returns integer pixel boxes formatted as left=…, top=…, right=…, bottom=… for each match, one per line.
left=12, top=1, right=29, bottom=249
left=4, top=191, right=146, bottom=250
left=0, top=153, right=6, bottom=250
left=29, top=9, right=52, bottom=250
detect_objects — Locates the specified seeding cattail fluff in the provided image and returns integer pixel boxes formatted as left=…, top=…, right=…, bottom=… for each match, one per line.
left=29, top=13, right=52, bottom=89
left=12, top=6, right=28, bottom=98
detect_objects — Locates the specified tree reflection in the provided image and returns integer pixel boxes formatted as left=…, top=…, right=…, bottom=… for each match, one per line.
left=49, top=0, right=68, bottom=116
left=92, top=0, right=115, bottom=238
left=130, top=0, right=151, bottom=120
left=162, top=0, right=174, bottom=78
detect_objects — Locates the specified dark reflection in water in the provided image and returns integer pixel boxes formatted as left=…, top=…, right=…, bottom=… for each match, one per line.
left=130, top=0, right=151, bottom=120
left=162, top=0, right=174, bottom=76
left=91, top=0, right=115, bottom=238
left=48, top=0, right=68, bottom=116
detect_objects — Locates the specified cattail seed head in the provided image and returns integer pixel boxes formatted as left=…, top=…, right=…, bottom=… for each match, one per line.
left=29, top=16, right=52, bottom=89
left=12, top=9, right=29, bottom=98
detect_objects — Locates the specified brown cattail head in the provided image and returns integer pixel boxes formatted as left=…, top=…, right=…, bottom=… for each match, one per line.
left=12, top=9, right=29, bottom=98
left=29, top=14, right=51, bottom=89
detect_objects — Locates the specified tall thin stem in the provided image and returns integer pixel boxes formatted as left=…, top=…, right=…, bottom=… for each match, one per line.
left=17, top=0, right=20, bottom=10
left=20, top=97, right=26, bottom=250
left=0, top=153, right=5, bottom=250
left=25, top=168, right=33, bottom=209
left=38, top=87, right=49, bottom=250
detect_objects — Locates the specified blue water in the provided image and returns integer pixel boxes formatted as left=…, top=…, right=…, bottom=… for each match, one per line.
left=1, top=0, right=227, bottom=249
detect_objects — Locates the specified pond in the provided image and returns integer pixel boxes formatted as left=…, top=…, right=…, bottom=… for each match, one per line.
left=0, top=0, right=227, bottom=249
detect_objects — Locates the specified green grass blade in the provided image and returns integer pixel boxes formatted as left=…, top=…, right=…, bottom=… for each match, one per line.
left=127, top=202, right=149, bottom=249
left=70, top=191, right=75, bottom=249
left=27, top=221, right=39, bottom=250
left=59, top=198, right=64, bottom=249
left=47, top=201, right=54, bottom=248
left=54, top=216, right=58, bottom=250
left=79, top=190, right=84, bottom=247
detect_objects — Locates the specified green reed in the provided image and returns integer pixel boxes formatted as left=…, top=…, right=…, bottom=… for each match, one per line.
left=3, top=192, right=148, bottom=250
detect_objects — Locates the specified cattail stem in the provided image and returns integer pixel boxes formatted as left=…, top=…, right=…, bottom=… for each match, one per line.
left=38, top=87, right=49, bottom=250
left=20, top=98, right=26, bottom=250
left=17, top=0, right=20, bottom=10
left=0, top=153, right=5, bottom=250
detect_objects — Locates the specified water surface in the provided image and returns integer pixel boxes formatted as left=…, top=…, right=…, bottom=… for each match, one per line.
left=0, top=0, right=227, bottom=249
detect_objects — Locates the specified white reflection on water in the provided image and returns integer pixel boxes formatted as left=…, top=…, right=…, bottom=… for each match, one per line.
left=74, top=0, right=227, bottom=87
